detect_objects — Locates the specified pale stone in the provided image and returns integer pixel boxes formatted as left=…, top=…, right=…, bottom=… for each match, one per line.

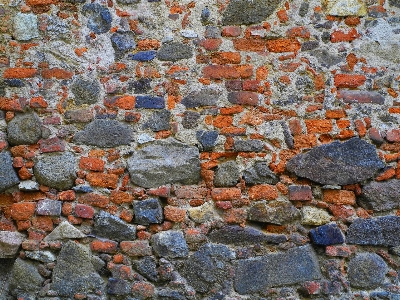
left=301, top=206, right=331, bottom=226
left=0, top=231, right=25, bottom=257
left=325, top=0, right=367, bottom=16
left=13, top=12, right=39, bottom=41
left=188, top=202, right=218, bottom=223
left=18, top=180, right=40, bottom=191
left=44, top=221, right=86, bottom=241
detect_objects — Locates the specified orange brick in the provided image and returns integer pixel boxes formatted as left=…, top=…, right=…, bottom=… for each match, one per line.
left=164, top=206, right=186, bottom=222
left=41, top=68, right=73, bottom=79
left=79, top=193, right=110, bottom=208
left=323, top=190, right=356, bottom=205
left=325, top=109, right=346, bottom=119
left=305, top=119, right=333, bottom=134
left=110, top=190, right=133, bottom=204
left=376, top=168, right=396, bottom=181
left=199, top=38, right=222, bottom=51
left=266, top=38, right=301, bottom=53
left=137, top=39, right=160, bottom=50
left=32, top=216, right=53, bottom=232
left=248, top=184, right=278, bottom=201
left=211, top=188, right=241, bottom=201
left=11, top=202, right=36, bottom=221
left=286, top=26, right=310, bottom=38
left=213, top=115, right=233, bottom=128
left=58, top=190, right=75, bottom=201
left=86, top=173, right=119, bottom=189
left=203, top=65, right=240, bottom=79
left=211, top=52, right=241, bottom=64
left=79, top=157, right=105, bottom=172
left=3, top=68, right=37, bottom=79
left=91, top=240, right=118, bottom=253
left=224, top=208, right=247, bottom=224
left=334, top=74, right=366, bottom=88
left=105, top=95, right=135, bottom=110
left=222, top=26, right=242, bottom=37
left=294, top=134, right=317, bottom=149
left=330, top=28, right=360, bottom=42
left=233, top=39, right=266, bottom=52
left=30, top=96, right=48, bottom=108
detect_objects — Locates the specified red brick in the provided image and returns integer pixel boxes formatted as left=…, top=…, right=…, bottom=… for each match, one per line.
left=11, top=202, right=36, bottom=221
left=286, top=26, right=310, bottom=38
left=288, top=185, right=312, bottom=201
left=203, top=65, right=240, bottom=79
left=86, top=172, right=119, bottom=189
left=329, top=204, right=355, bottom=220
left=211, top=52, right=241, bottom=64
left=120, top=209, right=133, bottom=223
left=386, top=129, right=400, bottom=142
left=198, top=38, right=222, bottom=51
left=59, top=190, right=76, bottom=201
left=175, top=186, right=208, bottom=199
left=79, top=193, right=109, bottom=208
left=266, top=38, right=301, bottom=53
left=222, top=26, right=242, bottom=37
left=323, top=190, right=356, bottom=205
left=330, top=28, right=360, bottom=42
left=104, top=95, right=135, bottom=110
left=213, top=115, right=233, bottom=128
left=75, top=203, right=95, bottom=219
left=227, top=91, right=259, bottom=106
left=215, top=201, right=233, bottom=210
left=39, top=137, right=65, bottom=153
left=30, top=96, right=48, bottom=108
left=120, top=240, right=152, bottom=257
left=32, top=216, right=53, bottom=232
left=248, top=184, right=278, bottom=201
left=325, top=109, right=346, bottom=119
left=110, top=190, right=133, bottom=204
left=164, top=206, right=186, bottom=222
left=0, top=97, right=23, bottom=111
left=376, top=168, right=396, bottom=181
left=131, top=282, right=155, bottom=299
left=211, top=188, right=241, bottom=201
left=147, top=186, right=170, bottom=198
left=3, top=68, right=37, bottom=78
left=41, top=68, right=73, bottom=79
left=79, top=157, right=105, bottom=172
left=223, top=208, right=247, bottom=224
left=334, top=74, right=366, bottom=88
left=91, top=240, right=118, bottom=253
left=233, top=38, right=266, bottom=52
left=305, top=119, right=333, bottom=134
left=294, top=134, right=317, bottom=149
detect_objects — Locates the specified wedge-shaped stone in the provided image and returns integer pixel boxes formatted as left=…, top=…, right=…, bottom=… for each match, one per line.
left=92, top=210, right=136, bottom=242
left=0, top=231, right=25, bottom=257
left=0, top=152, right=20, bottom=192
left=358, top=180, right=400, bottom=212
left=44, top=221, right=86, bottom=241
left=9, top=258, right=44, bottom=298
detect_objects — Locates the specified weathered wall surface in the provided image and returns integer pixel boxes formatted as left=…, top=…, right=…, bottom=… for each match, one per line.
left=0, top=0, right=400, bottom=298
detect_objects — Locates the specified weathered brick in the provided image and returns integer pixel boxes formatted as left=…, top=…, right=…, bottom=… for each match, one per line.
left=323, top=190, right=356, bottom=205
left=3, top=68, right=37, bottom=78
left=79, top=157, right=105, bottom=172
left=11, top=202, right=36, bottom=220
left=78, top=193, right=110, bottom=208
left=249, top=184, right=279, bottom=201
left=305, top=120, right=333, bottom=134
left=334, top=74, right=366, bottom=88
left=75, top=203, right=95, bottom=219
left=211, top=188, right=241, bottom=201
left=86, top=173, right=119, bottom=189
left=289, top=185, right=312, bottom=201
left=90, top=239, right=118, bottom=253
left=266, top=38, right=301, bottom=52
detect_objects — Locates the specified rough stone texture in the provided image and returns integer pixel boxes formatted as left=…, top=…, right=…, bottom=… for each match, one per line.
left=181, top=88, right=220, bottom=108
left=73, top=119, right=133, bottom=147
left=248, top=200, right=300, bottom=225
left=128, top=138, right=200, bottom=188
left=346, top=216, right=400, bottom=246
left=44, top=221, right=86, bottom=241
left=133, top=198, right=164, bottom=225
left=234, top=245, right=321, bottom=294
left=36, top=199, right=62, bottom=216
left=107, top=278, right=130, bottom=295
left=348, top=253, right=388, bottom=288
left=0, top=231, right=25, bottom=257
left=82, top=3, right=112, bottom=34
left=301, top=206, right=332, bottom=225
left=196, top=130, right=218, bottom=151
left=287, top=138, right=384, bottom=185
left=34, top=152, right=77, bottom=190
left=24, top=250, right=56, bottom=263
left=156, top=42, right=193, bottom=61
left=358, top=180, right=400, bottom=212
left=70, top=77, right=101, bottom=106
left=242, top=161, right=279, bottom=185
left=111, top=31, right=136, bottom=58
left=389, top=0, right=400, bottom=7
left=0, top=152, right=20, bottom=192
left=214, top=160, right=240, bottom=187
left=325, top=0, right=367, bottom=16
left=234, top=139, right=264, bottom=152
left=182, top=111, right=200, bottom=129
left=7, top=113, right=42, bottom=145
left=188, top=202, right=218, bottom=223
left=136, top=256, right=158, bottom=282
left=142, top=109, right=171, bottom=131
left=9, top=258, right=44, bottom=298
left=309, top=223, right=345, bottom=245
left=13, top=12, right=39, bottom=41
left=152, top=230, right=189, bottom=258
left=93, top=210, right=136, bottom=242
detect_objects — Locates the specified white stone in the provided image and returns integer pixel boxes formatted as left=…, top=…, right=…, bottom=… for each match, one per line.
left=13, top=12, right=39, bottom=41
left=24, top=250, right=56, bottom=263
left=0, top=231, right=25, bottom=257
left=325, top=0, right=367, bottom=16
left=301, top=206, right=332, bottom=226
left=19, top=180, right=40, bottom=191
left=137, top=133, right=155, bottom=144
left=180, top=30, right=198, bottom=38
left=188, top=202, right=218, bottom=223
left=44, top=221, right=86, bottom=241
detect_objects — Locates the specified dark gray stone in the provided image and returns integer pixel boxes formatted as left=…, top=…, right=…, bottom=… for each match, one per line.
left=358, top=180, right=400, bottom=212
left=310, top=49, right=344, bottom=68
left=298, top=1, right=309, bottom=17
left=181, top=88, right=219, bottom=108
left=157, top=289, right=187, bottom=300
left=70, top=77, right=101, bottom=106
left=370, top=292, right=400, bottom=300
left=182, top=111, right=200, bottom=129
left=34, top=152, right=77, bottom=190
left=301, top=41, right=319, bottom=51
left=130, top=78, right=151, bottom=94
left=209, top=225, right=287, bottom=245
left=7, top=113, right=42, bottom=145
left=234, top=245, right=321, bottom=294
left=36, top=200, right=62, bottom=216
left=214, top=161, right=240, bottom=187
left=127, top=138, right=201, bottom=188
left=73, top=119, right=133, bottom=147
left=156, top=42, right=193, bottom=61
left=136, top=256, right=158, bottom=282
left=286, top=138, right=384, bottom=185
left=196, top=130, right=218, bottom=151
left=107, top=278, right=130, bottom=295
left=348, top=253, right=388, bottom=288
left=389, top=0, right=400, bottom=8
left=234, top=139, right=264, bottom=152
left=9, top=258, right=44, bottom=298
left=180, top=243, right=235, bottom=293
left=111, top=31, right=136, bottom=58
left=152, top=230, right=188, bottom=258
left=309, top=223, right=345, bottom=245
left=0, top=152, right=20, bottom=192
left=143, top=110, right=171, bottom=132
left=93, top=210, right=136, bottom=242
left=243, top=161, right=279, bottom=185
left=51, top=241, right=105, bottom=297
left=0, top=258, right=14, bottom=300
left=346, top=216, right=400, bottom=246
left=133, top=198, right=163, bottom=225
left=222, top=0, right=282, bottom=25
left=82, top=3, right=112, bottom=34
left=205, top=26, right=221, bottom=38
left=248, top=200, right=300, bottom=225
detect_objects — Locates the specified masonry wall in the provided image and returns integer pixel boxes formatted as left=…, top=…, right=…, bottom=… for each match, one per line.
left=0, top=0, right=400, bottom=299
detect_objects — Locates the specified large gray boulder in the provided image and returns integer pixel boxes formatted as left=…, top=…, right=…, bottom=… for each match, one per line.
left=7, top=113, right=42, bottom=145
left=0, top=152, right=20, bottom=192
left=128, top=138, right=200, bottom=188
left=358, top=180, right=400, bottom=212
left=348, top=253, right=388, bottom=288
left=9, top=258, right=44, bottom=298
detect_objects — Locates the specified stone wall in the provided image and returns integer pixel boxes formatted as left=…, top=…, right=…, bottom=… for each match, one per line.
left=0, top=0, right=400, bottom=298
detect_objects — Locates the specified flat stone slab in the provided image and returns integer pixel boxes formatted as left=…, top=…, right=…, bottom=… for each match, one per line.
left=348, top=253, right=387, bottom=288
left=92, top=210, right=136, bottom=242
left=44, top=221, right=86, bottom=241
left=181, top=88, right=220, bottom=108
left=358, top=180, right=400, bottom=212
left=0, top=152, right=20, bottom=192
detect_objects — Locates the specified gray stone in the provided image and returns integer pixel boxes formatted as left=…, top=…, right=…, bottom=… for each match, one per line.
left=181, top=88, right=219, bottom=108
left=24, top=251, right=56, bottom=263
left=182, top=111, right=200, bottom=129
left=93, top=210, right=136, bottom=242
left=82, top=3, right=112, bottom=34
left=222, top=0, right=282, bottom=25
left=180, top=243, right=235, bottom=293
left=143, top=110, right=171, bottom=132
left=248, top=200, right=300, bottom=225
left=286, top=138, right=384, bottom=185
left=9, top=258, right=44, bottom=298
left=111, top=31, right=136, bottom=58
left=348, top=253, right=387, bottom=288
left=370, top=292, right=400, bottom=300
left=116, top=0, right=139, bottom=4
left=136, top=256, right=158, bottom=282
left=156, top=42, right=193, bottom=61
left=51, top=241, right=105, bottom=297
left=13, top=12, right=39, bottom=41
left=44, top=221, right=86, bottom=241
left=0, top=258, right=14, bottom=300
left=243, top=161, right=279, bottom=185
left=73, top=119, right=133, bottom=147
left=0, top=231, right=25, bottom=258
left=34, top=152, right=77, bottom=190
left=128, top=138, right=201, bottom=188
left=209, top=225, right=287, bottom=245
left=389, top=0, right=400, bottom=7
left=196, top=130, right=218, bottom=151
left=133, top=198, right=164, bottom=225
left=107, top=278, right=130, bottom=295
left=7, top=113, right=42, bottom=145
left=310, top=49, right=344, bottom=68
left=358, top=180, right=400, bottom=212
left=0, top=152, right=20, bottom=192
left=152, top=230, right=189, bottom=258
left=234, top=139, right=264, bottom=152
left=346, top=216, right=400, bottom=246
left=309, top=223, right=345, bottom=245
left=214, top=161, right=240, bottom=187
left=70, top=77, right=101, bottom=106
left=36, top=200, right=62, bottom=216
left=234, top=245, right=321, bottom=294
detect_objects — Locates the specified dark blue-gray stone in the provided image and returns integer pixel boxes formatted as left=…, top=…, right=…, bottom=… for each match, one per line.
left=152, top=230, right=189, bottom=258
left=129, top=50, right=157, bottom=61
left=135, top=95, right=165, bottom=109
left=286, top=138, right=384, bottom=185
left=243, top=161, right=279, bottom=185
left=136, top=256, right=158, bottom=282
left=107, top=278, right=130, bottom=295
left=156, top=42, right=193, bottom=62
left=196, top=130, right=218, bottom=151
left=111, top=31, right=136, bottom=58
left=389, top=0, right=400, bottom=8
left=370, top=292, right=400, bottom=300
left=143, top=110, right=171, bottom=132
left=0, top=152, right=20, bottom=192
left=133, top=198, right=163, bottom=225
left=234, top=245, right=321, bottom=294
left=234, top=139, right=264, bottom=152
left=130, top=78, right=151, bottom=94
left=181, top=88, right=219, bottom=108
left=70, top=77, right=101, bottom=106
left=309, top=223, right=344, bottom=245
left=348, top=253, right=388, bottom=288
left=93, top=210, right=136, bottom=242
left=73, top=185, right=94, bottom=193
left=4, top=79, right=24, bottom=87
left=182, top=111, right=200, bottom=129
left=7, top=113, right=42, bottom=145
left=358, top=179, right=400, bottom=212
left=36, top=200, right=62, bottom=216
left=346, top=216, right=400, bottom=246
left=82, top=3, right=112, bottom=34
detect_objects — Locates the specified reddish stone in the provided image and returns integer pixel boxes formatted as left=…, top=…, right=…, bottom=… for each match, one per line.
left=39, top=137, right=65, bottom=153
left=223, top=208, right=247, bottom=224
left=90, top=240, right=118, bottom=253
left=222, top=26, right=242, bottom=37
left=86, top=172, right=119, bottom=189
left=211, top=188, right=241, bottom=201
left=147, top=186, right=170, bottom=198
left=164, top=206, right=186, bottom=222
left=288, top=185, right=312, bottom=201
left=104, top=95, right=135, bottom=110
left=58, top=190, right=75, bottom=201
left=211, top=52, right=241, bottom=64
left=41, top=68, right=73, bottom=79
left=78, top=193, right=109, bottom=208
left=386, top=129, right=400, bottom=142
left=110, top=190, right=133, bottom=204
left=305, top=119, right=333, bottom=134
left=228, top=91, right=259, bottom=106
left=323, top=190, right=356, bottom=205
left=233, top=38, right=266, bottom=52
left=198, top=38, right=222, bottom=51
left=79, top=157, right=105, bottom=172
left=215, top=201, right=233, bottom=210
left=120, top=240, right=152, bottom=257
left=30, top=96, right=48, bottom=108
left=248, top=184, right=278, bottom=201
left=75, top=203, right=95, bottom=219
left=329, top=204, right=355, bottom=220
left=337, top=90, right=385, bottom=104
left=302, top=281, right=321, bottom=295
left=326, top=245, right=356, bottom=257
left=32, top=216, right=53, bottom=232
left=266, top=38, right=301, bottom=52
left=334, top=74, right=366, bottom=88
left=11, top=202, right=36, bottom=221
left=131, top=282, right=155, bottom=299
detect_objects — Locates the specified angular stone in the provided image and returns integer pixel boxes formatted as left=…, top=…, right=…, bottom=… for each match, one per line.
left=73, top=119, right=133, bottom=147
left=111, top=31, right=136, bottom=58
left=24, top=250, right=56, bottom=263
left=136, top=256, right=158, bottom=282
left=346, top=216, right=400, bottom=246
left=389, top=0, right=400, bottom=7
left=196, top=130, right=218, bottom=151
left=142, top=109, right=171, bottom=131
left=301, top=206, right=331, bottom=225
left=234, top=245, right=321, bottom=294
left=9, top=258, right=44, bottom=298
left=36, top=200, right=62, bottom=216
left=188, top=202, right=217, bottom=223
left=181, top=88, right=219, bottom=108
left=214, top=161, right=240, bottom=187
left=82, top=3, right=112, bottom=34
left=180, top=243, right=235, bottom=293
left=34, top=152, right=77, bottom=190
left=7, top=112, right=42, bottom=145
left=93, top=210, right=136, bottom=242
left=325, top=0, right=367, bottom=16
left=348, top=253, right=387, bottom=288
left=51, top=241, right=105, bottom=297
left=18, top=180, right=40, bottom=191
left=129, top=50, right=157, bottom=61
left=133, top=198, right=163, bottom=225
left=248, top=200, right=300, bottom=225
left=152, top=230, right=189, bottom=258
left=120, top=240, right=152, bottom=257
left=286, top=138, right=384, bottom=185
left=156, top=42, right=193, bottom=61
left=310, top=49, right=343, bottom=68
left=135, top=95, right=165, bottom=109
left=128, top=138, right=201, bottom=188
left=0, top=231, right=25, bottom=258
left=358, top=180, right=400, bottom=212
left=337, top=90, right=385, bottom=104
left=44, top=221, right=86, bottom=241
left=234, top=139, right=264, bottom=152
left=0, top=152, right=20, bottom=192
left=309, top=223, right=345, bottom=245
left=222, top=0, right=282, bottom=25
left=70, top=77, right=101, bottom=106
left=242, top=161, right=279, bottom=185
left=182, top=111, right=200, bottom=129
left=107, top=278, right=130, bottom=295
left=13, top=12, right=39, bottom=41
left=209, top=225, right=287, bottom=245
